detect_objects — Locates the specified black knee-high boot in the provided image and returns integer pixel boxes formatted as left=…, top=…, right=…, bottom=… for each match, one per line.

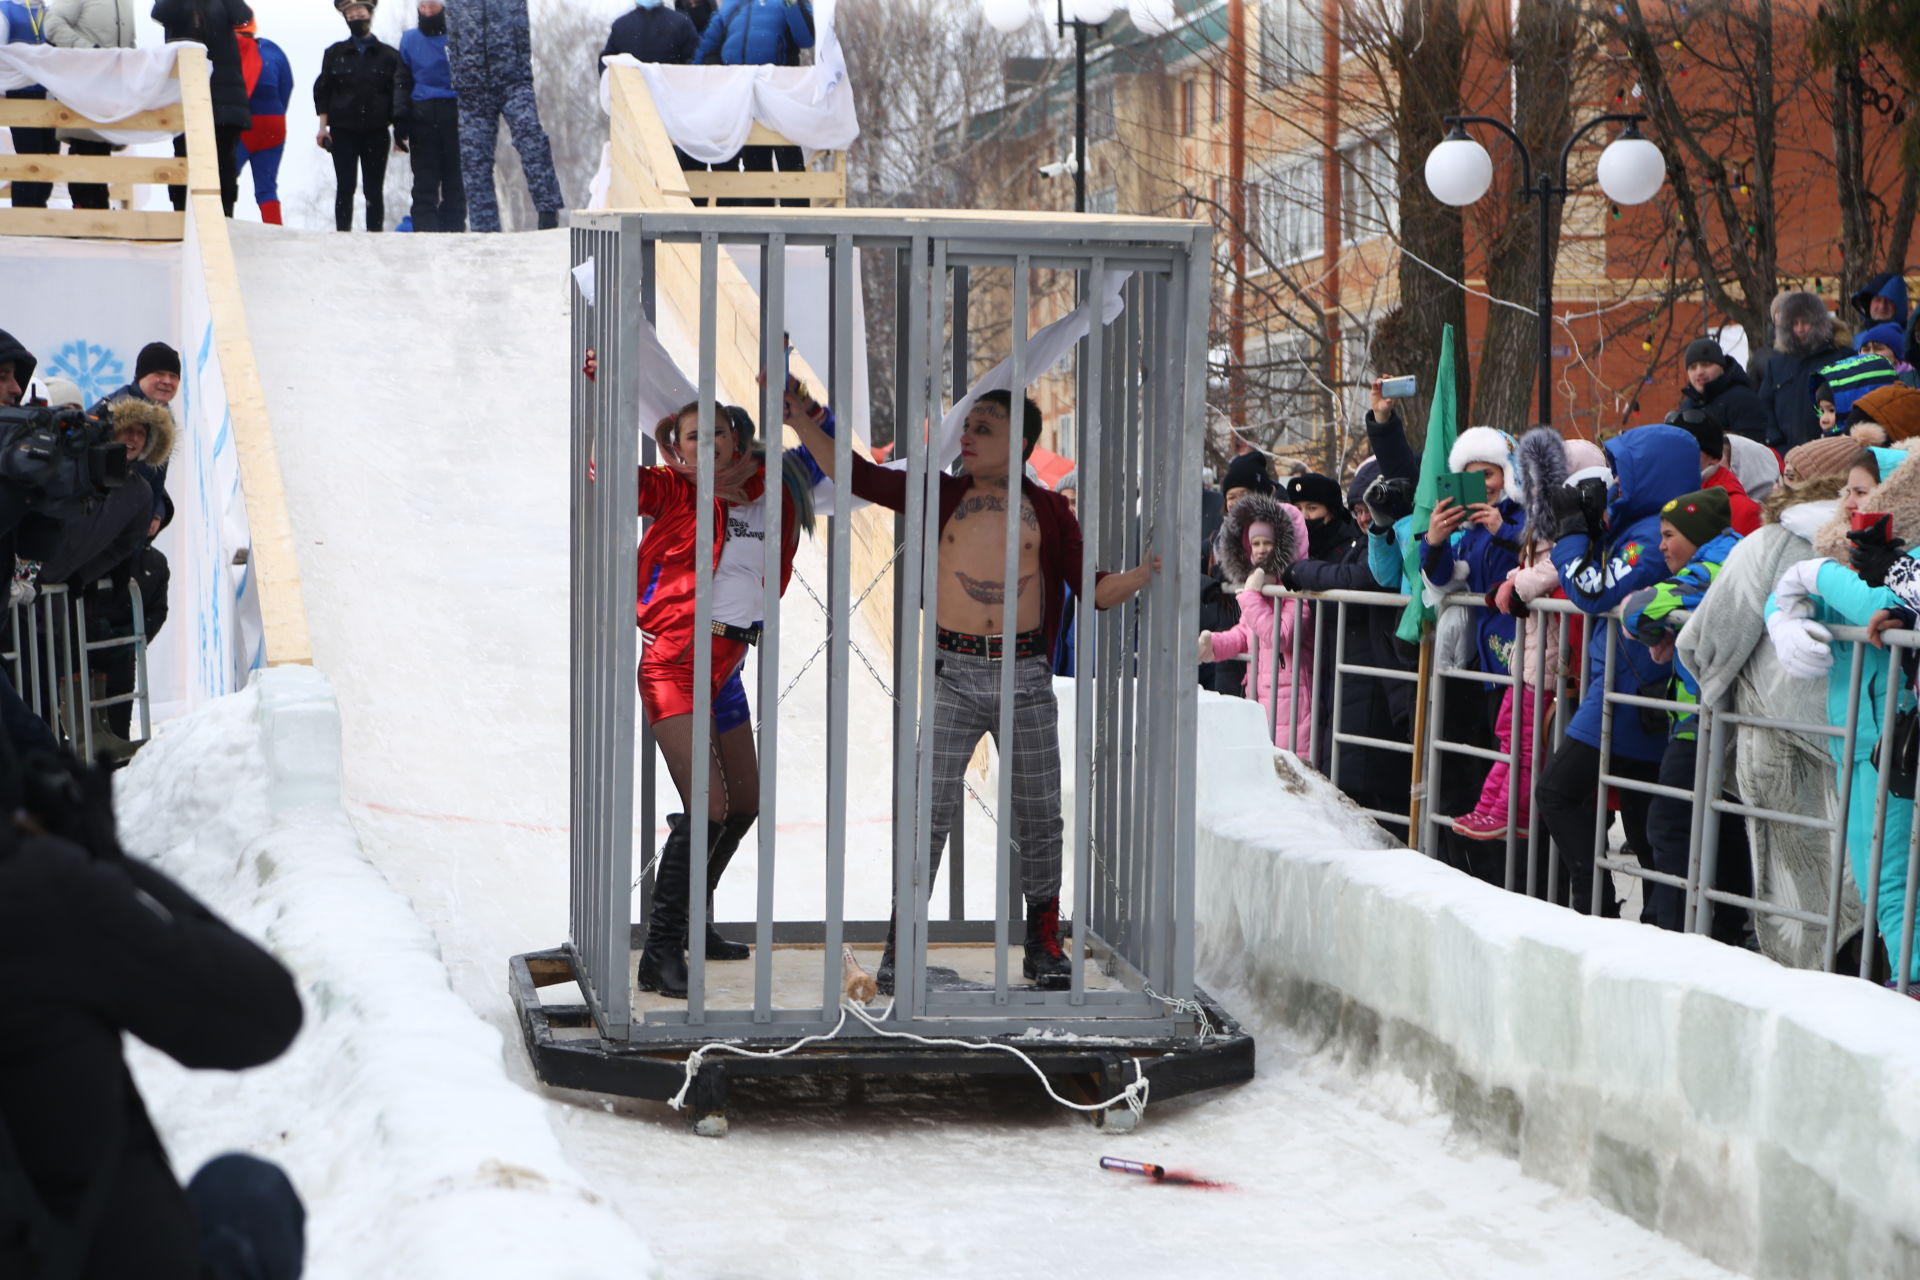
left=702, top=813, right=756, bottom=961
left=637, top=819, right=692, bottom=998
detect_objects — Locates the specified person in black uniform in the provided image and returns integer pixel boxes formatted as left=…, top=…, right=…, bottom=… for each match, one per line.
left=314, top=0, right=407, bottom=232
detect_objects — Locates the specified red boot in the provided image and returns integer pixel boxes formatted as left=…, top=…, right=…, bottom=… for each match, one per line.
left=259, top=200, right=282, bottom=226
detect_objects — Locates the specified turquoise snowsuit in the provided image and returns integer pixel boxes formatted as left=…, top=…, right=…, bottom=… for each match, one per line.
left=1767, top=552, right=1920, bottom=980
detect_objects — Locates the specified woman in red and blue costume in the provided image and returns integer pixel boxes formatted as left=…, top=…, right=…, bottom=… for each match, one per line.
left=631, top=395, right=817, bottom=999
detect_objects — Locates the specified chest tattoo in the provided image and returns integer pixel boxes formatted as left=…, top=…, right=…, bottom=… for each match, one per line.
left=955, top=570, right=1036, bottom=605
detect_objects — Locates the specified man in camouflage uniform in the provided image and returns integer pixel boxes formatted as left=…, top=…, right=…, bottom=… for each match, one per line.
left=446, top=0, right=563, bottom=231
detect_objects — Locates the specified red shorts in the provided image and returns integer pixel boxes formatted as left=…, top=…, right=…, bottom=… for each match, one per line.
left=639, top=636, right=751, bottom=728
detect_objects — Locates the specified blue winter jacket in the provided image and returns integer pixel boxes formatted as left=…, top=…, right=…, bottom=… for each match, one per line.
left=1367, top=516, right=1412, bottom=591
left=1422, top=494, right=1524, bottom=687
left=399, top=28, right=457, bottom=101
left=1550, top=423, right=1702, bottom=761
left=695, top=0, right=813, bottom=66
left=2, top=0, right=46, bottom=97
left=1621, top=527, right=1741, bottom=740
left=249, top=36, right=293, bottom=117
left=446, top=0, right=533, bottom=92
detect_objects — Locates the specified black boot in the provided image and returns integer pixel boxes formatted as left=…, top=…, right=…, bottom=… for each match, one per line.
left=637, top=818, right=692, bottom=998
left=1023, top=894, right=1071, bottom=990
left=875, top=917, right=896, bottom=996
left=536, top=208, right=560, bottom=230
left=701, top=813, right=755, bottom=961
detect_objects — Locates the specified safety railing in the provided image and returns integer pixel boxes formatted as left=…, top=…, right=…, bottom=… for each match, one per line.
left=1, top=578, right=151, bottom=757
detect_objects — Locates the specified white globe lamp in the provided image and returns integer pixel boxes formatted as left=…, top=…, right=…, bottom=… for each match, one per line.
left=1595, top=126, right=1665, bottom=206
left=1066, top=0, right=1120, bottom=23
left=1129, top=0, right=1177, bottom=35
left=981, top=0, right=1032, bottom=34
left=1423, top=133, right=1494, bottom=208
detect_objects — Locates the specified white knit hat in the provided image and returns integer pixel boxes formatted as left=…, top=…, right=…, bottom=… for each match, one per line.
left=1448, top=425, right=1522, bottom=501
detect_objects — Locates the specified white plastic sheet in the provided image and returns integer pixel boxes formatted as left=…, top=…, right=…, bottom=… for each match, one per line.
left=596, top=0, right=857, bottom=164
left=0, top=42, right=186, bottom=145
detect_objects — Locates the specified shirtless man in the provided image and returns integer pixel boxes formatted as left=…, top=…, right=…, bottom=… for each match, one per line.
left=784, top=381, right=1156, bottom=989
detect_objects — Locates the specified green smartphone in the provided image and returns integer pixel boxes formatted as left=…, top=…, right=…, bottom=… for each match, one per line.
left=1433, top=470, right=1488, bottom=510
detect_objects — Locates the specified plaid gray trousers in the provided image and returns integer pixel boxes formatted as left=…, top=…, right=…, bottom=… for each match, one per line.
left=925, top=651, right=1064, bottom=899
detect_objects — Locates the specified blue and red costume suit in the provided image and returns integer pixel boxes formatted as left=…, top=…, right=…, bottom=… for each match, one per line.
left=234, top=30, right=293, bottom=224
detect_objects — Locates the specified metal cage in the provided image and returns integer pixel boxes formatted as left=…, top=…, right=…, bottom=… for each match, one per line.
left=515, top=209, right=1251, bottom=1130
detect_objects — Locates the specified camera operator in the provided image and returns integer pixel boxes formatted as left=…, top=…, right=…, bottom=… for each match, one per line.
left=0, top=748, right=307, bottom=1279
left=0, top=327, right=32, bottom=409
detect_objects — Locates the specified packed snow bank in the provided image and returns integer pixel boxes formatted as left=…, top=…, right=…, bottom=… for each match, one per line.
left=1177, top=690, right=1920, bottom=1279
left=114, top=667, right=657, bottom=1280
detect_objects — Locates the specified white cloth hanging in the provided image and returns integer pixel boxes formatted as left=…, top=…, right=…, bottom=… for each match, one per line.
left=597, top=0, right=857, bottom=164
left=0, top=43, right=187, bottom=145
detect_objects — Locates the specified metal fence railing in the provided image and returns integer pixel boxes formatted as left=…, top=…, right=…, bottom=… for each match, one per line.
left=1250, top=584, right=1919, bottom=993
left=2, top=578, right=152, bottom=758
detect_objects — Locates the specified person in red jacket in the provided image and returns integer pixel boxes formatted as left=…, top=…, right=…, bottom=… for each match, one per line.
left=1666, top=409, right=1762, bottom=535
left=631, top=396, right=815, bottom=1000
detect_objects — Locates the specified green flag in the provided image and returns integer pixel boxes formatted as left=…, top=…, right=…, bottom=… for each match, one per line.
left=1396, top=324, right=1460, bottom=645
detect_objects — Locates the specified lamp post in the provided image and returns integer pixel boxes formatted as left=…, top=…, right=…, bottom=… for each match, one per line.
left=983, top=0, right=1136, bottom=214
left=1423, top=113, right=1666, bottom=427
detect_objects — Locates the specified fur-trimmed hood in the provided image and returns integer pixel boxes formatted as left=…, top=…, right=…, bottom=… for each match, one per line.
left=1214, top=492, right=1307, bottom=584
left=1516, top=427, right=1569, bottom=541
left=1774, top=291, right=1836, bottom=356
left=101, top=395, right=173, bottom=466
left=1813, top=441, right=1920, bottom=559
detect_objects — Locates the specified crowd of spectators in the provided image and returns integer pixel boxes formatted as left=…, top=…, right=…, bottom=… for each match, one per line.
left=1204, top=284, right=1920, bottom=993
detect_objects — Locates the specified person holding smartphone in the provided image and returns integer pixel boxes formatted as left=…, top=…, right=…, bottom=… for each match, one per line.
left=1421, top=427, right=1525, bottom=880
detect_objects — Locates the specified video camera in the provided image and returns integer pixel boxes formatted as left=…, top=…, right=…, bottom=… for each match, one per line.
left=0, top=404, right=130, bottom=520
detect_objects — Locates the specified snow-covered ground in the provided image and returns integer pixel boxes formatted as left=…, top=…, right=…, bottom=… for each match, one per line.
left=177, top=221, right=1743, bottom=1277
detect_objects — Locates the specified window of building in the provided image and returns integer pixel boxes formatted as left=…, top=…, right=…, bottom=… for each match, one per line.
left=1340, top=135, right=1398, bottom=243
left=1253, top=158, right=1322, bottom=267
left=1259, top=0, right=1321, bottom=85
left=1212, top=68, right=1225, bottom=122
left=1089, top=82, right=1116, bottom=142
left=1089, top=186, right=1119, bottom=215
left=1181, top=79, right=1196, bottom=136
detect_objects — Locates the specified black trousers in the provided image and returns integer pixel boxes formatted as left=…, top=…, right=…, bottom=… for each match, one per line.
left=187, top=1153, right=306, bottom=1280
left=720, top=142, right=807, bottom=208
left=1644, top=736, right=1753, bottom=941
left=407, top=98, right=465, bottom=232
left=66, top=137, right=113, bottom=210
left=168, top=126, right=242, bottom=216
left=1536, top=736, right=1663, bottom=917
left=331, top=127, right=390, bottom=231
left=6, top=93, right=55, bottom=209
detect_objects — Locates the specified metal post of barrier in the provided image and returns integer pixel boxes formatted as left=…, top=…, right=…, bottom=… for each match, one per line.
left=1328, top=599, right=1346, bottom=791
left=1308, top=596, right=1326, bottom=764
left=1266, top=594, right=1281, bottom=746
left=1524, top=608, right=1550, bottom=898
left=1833, top=641, right=1866, bottom=977
left=1420, top=606, right=1448, bottom=860
left=1860, top=646, right=1903, bottom=981
left=1588, top=614, right=1619, bottom=916
left=1693, top=695, right=1731, bottom=937
left=1502, top=631, right=1522, bottom=893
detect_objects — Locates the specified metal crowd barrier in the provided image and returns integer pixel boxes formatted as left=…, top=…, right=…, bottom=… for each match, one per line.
left=0, top=578, right=152, bottom=757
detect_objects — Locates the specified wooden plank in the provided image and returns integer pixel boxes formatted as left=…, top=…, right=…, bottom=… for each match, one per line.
left=0, top=208, right=184, bottom=240
left=174, top=46, right=221, bottom=197
left=743, top=121, right=802, bottom=147
left=682, top=171, right=846, bottom=201
left=0, top=154, right=187, bottom=185
left=0, top=101, right=183, bottom=131
left=189, top=192, right=314, bottom=667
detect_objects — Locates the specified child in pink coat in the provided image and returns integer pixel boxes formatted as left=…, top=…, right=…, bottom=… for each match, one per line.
left=1199, top=494, right=1315, bottom=755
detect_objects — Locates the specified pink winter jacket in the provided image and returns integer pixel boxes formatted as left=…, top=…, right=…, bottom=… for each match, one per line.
left=1207, top=502, right=1314, bottom=754
left=1505, top=545, right=1564, bottom=688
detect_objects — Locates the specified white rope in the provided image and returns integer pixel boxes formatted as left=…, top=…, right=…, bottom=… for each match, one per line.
left=1143, top=985, right=1215, bottom=1040
left=841, top=999, right=1151, bottom=1121
left=663, top=999, right=1151, bottom=1124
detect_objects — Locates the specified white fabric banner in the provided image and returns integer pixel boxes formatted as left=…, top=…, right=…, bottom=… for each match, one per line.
left=0, top=43, right=186, bottom=144
left=597, top=0, right=857, bottom=163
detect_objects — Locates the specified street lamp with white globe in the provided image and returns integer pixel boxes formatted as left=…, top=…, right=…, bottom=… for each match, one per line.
left=1424, top=112, right=1665, bottom=427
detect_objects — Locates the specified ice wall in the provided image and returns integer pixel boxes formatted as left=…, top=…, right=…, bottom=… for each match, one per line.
left=1098, top=685, right=1920, bottom=1279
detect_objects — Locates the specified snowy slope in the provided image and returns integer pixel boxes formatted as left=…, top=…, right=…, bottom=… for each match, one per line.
left=223, top=223, right=1737, bottom=1278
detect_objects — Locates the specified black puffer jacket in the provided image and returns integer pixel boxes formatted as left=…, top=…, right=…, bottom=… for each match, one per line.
left=150, top=0, right=254, bottom=131
left=314, top=35, right=406, bottom=135
left=1678, top=355, right=1770, bottom=444
left=0, top=836, right=302, bottom=1280
left=600, top=4, right=700, bottom=72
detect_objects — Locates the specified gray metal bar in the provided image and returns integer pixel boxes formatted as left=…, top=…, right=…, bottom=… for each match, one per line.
left=949, top=263, right=970, bottom=924
left=992, top=254, right=1028, bottom=1003
left=820, top=233, right=854, bottom=1017
left=902, top=232, right=938, bottom=1021
left=1589, top=613, right=1619, bottom=915
left=687, top=231, right=719, bottom=1023
left=753, top=232, right=787, bottom=1022
left=1070, top=257, right=1105, bottom=1004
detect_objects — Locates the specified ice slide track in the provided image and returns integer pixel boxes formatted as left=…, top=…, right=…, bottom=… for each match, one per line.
left=219, top=225, right=1743, bottom=1279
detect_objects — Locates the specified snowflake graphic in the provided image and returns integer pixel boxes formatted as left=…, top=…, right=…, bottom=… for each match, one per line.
left=41, top=340, right=125, bottom=407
